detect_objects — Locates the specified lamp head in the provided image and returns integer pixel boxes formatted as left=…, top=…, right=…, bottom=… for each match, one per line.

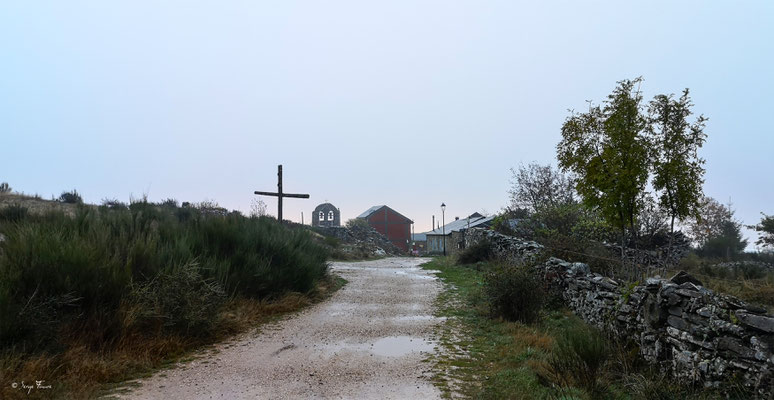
left=441, top=203, right=446, bottom=212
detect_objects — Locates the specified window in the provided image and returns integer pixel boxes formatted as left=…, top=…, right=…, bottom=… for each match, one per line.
left=328, top=211, right=334, bottom=221
left=319, top=211, right=324, bottom=221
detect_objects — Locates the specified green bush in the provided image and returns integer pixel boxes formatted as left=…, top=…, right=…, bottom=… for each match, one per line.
left=457, top=240, right=494, bottom=265
left=124, top=261, right=225, bottom=336
left=0, top=182, right=11, bottom=193
left=159, top=198, right=179, bottom=208
left=345, top=218, right=370, bottom=229
left=101, top=198, right=128, bottom=210
left=324, top=235, right=341, bottom=248
left=483, top=263, right=544, bottom=323
left=0, top=205, right=329, bottom=351
left=0, top=204, right=28, bottom=223
left=58, top=189, right=83, bottom=204
left=547, top=323, right=609, bottom=394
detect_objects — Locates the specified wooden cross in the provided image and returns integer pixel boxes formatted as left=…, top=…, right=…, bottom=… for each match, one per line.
left=254, top=165, right=310, bottom=223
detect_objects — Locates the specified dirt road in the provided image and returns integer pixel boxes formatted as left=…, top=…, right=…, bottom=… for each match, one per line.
left=119, top=257, right=443, bottom=399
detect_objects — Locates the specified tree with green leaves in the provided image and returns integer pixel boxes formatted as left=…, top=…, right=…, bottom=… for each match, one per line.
left=648, top=89, right=707, bottom=264
left=557, top=78, right=650, bottom=275
left=751, top=213, right=774, bottom=250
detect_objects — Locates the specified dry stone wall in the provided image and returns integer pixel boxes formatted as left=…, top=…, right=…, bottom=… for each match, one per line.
left=466, top=228, right=774, bottom=397
left=464, top=227, right=543, bottom=264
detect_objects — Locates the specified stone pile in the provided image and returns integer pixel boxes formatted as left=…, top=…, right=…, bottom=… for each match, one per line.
left=466, top=230, right=774, bottom=397
left=314, top=225, right=403, bottom=256
left=604, top=241, right=690, bottom=272
left=464, top=227, right=543, bottom=264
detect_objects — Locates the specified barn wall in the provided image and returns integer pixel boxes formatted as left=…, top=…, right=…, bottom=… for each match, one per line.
left=366, top=208, right=410, bottom=252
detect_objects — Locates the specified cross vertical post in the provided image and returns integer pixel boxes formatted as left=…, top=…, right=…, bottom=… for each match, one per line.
left=277, top=165, right=283, bottom=222
left=254, top=164, right=310, bottom=224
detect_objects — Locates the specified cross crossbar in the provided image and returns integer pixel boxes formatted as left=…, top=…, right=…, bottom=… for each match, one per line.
left=253, top=165, right=310, bottom=223
left=253, top=191, right=309, bottom=199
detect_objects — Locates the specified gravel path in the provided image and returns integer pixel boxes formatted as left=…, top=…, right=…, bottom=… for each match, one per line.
left=118, top=257, right=443, bottom=399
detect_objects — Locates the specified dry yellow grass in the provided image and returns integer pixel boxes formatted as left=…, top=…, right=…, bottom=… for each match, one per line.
left=0, top=276, right=343, bottom=400
left=0, top=193, right=80, bottom=217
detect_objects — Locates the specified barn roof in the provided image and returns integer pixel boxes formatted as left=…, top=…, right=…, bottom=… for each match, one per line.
left=357, top=205, right=385, bottom=219
left=357, top=205, right=413, bottom=223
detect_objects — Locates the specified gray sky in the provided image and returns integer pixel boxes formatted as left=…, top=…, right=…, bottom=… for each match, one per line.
left=1, top=1, right=772, bottom=247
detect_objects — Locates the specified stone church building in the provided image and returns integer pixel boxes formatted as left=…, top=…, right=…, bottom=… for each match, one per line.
left=312, top=203, right=340, bottom=227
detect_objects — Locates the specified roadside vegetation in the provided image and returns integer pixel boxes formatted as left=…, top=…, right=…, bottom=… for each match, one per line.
left=425, top=256, right=748, bottom=399
left=426, top=78, right=772, bottom=399
left=0, top=193, right=336, bottom=399
left=491, top=78, right=774, bottom=309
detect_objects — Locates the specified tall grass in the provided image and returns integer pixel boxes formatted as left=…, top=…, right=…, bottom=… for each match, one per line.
left=482, top=262, right=545, bottom=323
left=0, top=201, right=329, bottom=353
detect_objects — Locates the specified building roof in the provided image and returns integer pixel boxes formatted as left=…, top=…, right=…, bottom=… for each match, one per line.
left=357, top=205, right=385, bottom=219
left=424, top=214, right=495, bottom=236
left=313, top=202, right=338, bottom=209
left=356, top=205, right=413, bottom=223
left=412, top=232, right=427, bottom=242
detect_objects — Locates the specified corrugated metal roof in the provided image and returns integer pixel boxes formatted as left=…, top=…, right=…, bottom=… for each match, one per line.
left=357, top=205, right=385, bottom=219
left=424, top=214, right=495, bottom=236
left=356, top=205, right=413, bottom=223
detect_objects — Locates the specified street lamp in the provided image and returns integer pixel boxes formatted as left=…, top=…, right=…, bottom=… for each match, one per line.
left=441, top=203, right=446, bottom=256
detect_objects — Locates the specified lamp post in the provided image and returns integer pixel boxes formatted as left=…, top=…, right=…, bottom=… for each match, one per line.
left=441, top=203, right=446, bottom=256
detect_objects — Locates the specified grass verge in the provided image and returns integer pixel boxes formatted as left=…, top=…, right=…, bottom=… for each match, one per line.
left=423, top=257, right=743, bottom=400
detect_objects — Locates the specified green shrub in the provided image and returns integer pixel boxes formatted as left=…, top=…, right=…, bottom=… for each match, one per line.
left=0, top=182, right=11, bottom=193
left=457, top=240, right=494, bottom=265
left=124, top=261, right=225, bottom=336
left=483, top=263, right=544, bottom=323
left=0, top=205, right=329, bottom=351
left=159, top=198, right=179, bottom=208
left=58, top=189, right=83, bottom=204
left=101, top=198, right=128, bottom=210
left=0, top=204, right=28, bottom=222
left=324, top=235, right=341, bottom=248
left=547, top=323, right=609, bottom=394
left=345, top=218, right=370, bottom=229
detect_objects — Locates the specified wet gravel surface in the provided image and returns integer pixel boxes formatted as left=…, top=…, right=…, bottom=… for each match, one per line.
left=118, top=257, right=443, bottom=399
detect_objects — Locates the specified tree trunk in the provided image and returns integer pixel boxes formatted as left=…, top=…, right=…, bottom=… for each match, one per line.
left=620, top=228, right=626, bottom=281
left=665, top=214, right=675, bottom=276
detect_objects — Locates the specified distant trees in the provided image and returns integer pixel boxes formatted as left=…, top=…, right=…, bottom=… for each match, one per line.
left=0, top=182, right=11, bottom=193
left=508, top=163, right=576, bottom=213
left=634, top=194, right=670, bottom=249
left=688, top=197, right=747, bottom=259
left=751, top=214, right=774, bottom=250
left=58, top=190, right=83, bottom=204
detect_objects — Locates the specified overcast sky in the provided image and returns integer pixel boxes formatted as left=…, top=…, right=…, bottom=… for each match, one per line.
left=1, top=1, right=772, bottom=247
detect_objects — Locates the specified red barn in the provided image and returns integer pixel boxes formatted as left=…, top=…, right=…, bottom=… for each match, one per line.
left=357, top=205, right=412, bottom=252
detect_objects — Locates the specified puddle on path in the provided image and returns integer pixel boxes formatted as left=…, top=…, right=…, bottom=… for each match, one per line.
left=370, top=336, right=435, bottom=357
left=322, top=336, right=436, bottom=358
left=391, top=315, right=443, bottom=322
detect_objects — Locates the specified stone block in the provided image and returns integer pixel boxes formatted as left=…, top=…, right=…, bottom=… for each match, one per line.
left=718, top=337, right=758, bottom=360
left=735, top=311, right=774, bottom=333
